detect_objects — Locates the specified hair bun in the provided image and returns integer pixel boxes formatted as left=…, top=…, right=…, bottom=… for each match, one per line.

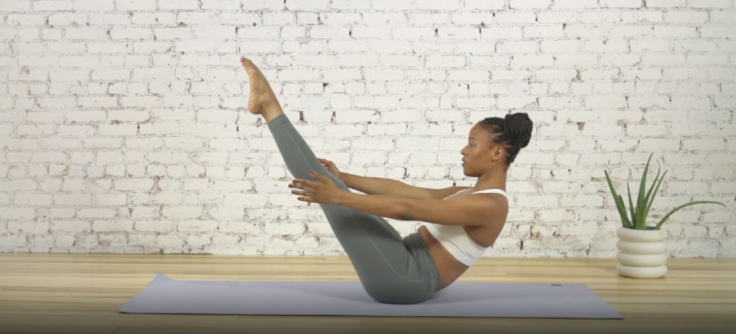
left=504, top=113, right=533, bottom=149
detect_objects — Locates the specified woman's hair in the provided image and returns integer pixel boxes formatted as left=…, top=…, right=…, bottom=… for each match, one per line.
left=478, top=112, right=533, bottom=165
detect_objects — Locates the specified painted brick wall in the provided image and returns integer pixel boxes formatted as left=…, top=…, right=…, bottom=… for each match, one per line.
left=0, top=0, right=734, bottom=258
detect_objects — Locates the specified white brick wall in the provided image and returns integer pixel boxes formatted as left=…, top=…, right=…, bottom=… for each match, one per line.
left=0, top=0, right=734, bottom=258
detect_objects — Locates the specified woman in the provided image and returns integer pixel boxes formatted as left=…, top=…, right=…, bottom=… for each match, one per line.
left=240, top=56, right=533, bottom=304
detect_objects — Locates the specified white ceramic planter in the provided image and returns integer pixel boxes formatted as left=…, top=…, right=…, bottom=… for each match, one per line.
left=616, top=226, right=667, bottom=278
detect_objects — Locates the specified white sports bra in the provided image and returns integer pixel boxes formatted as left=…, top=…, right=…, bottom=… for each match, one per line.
left=423, top=188, right=508, bottom=267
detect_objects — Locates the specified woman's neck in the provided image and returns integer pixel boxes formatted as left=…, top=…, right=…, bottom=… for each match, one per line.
left=473, top=169, right=507, bottom=191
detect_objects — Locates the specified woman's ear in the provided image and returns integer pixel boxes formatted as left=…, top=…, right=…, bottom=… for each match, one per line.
left=490, top=144, right=505, bottom=162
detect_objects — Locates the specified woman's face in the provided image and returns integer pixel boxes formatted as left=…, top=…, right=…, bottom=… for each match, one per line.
left=461, top=124, right=504, bottom=175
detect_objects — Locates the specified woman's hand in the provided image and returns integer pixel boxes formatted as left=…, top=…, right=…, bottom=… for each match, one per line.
left=317, top=158, right=342, bottom=179
left=288, top=171, right=342, bottom=205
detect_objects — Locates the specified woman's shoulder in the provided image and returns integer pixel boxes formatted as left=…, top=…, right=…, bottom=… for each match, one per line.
left=466, top=188, right=509, bottom=203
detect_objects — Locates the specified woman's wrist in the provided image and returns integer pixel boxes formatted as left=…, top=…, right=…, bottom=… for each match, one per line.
left=338, top=172, right=351, bottom=186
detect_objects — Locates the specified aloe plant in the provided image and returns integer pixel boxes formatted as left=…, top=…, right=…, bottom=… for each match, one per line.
left=604, top=153, right=726, bottom=230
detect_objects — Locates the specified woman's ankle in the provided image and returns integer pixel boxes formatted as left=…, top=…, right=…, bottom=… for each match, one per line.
left=263, top=104, right=284, bottom=124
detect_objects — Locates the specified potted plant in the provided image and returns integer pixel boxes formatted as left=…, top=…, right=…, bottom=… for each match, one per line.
left=604, top=153, right=726, bottom=278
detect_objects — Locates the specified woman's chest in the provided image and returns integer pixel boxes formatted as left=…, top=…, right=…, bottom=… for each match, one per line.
left=444, top=193, right=504, bottom=247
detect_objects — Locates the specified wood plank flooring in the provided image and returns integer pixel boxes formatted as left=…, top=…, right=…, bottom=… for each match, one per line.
left=0, top=254, right=734, bottom=334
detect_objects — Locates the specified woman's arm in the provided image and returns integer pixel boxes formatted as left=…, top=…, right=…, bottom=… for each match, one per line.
left=341, top=172, right=407, bottom=196
left=335, top=190, right=502, bottom=227
left=341, top=172, right=438, bottom=199
left=291, top=172, right=498, bottom=226
left=290, top=171, right=411, bottom=220
left=334, top=191, right=412, bottom=221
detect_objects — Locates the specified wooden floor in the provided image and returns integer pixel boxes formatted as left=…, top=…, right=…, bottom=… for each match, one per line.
left=0, top=254, right=734, bottom=334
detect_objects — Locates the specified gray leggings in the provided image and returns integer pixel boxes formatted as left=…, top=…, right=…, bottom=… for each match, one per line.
left=268, top=113, right=441, bottom=304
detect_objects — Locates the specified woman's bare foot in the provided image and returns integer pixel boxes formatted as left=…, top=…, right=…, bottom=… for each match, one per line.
left=240, top=56, right=283, bottom=123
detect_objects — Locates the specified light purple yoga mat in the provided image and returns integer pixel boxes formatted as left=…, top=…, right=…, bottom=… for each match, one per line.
left=118, top=272, right=622, bottom=319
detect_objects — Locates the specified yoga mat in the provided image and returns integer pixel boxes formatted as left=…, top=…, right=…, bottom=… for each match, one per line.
left=119, top=272, right=622, bottom=319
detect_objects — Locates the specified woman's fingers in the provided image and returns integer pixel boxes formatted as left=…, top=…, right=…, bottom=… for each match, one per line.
left=290, top=186, right=309, bottom=198
left=290, top=179, right=313, bottom=189
left=288, top=180, right=312, bottom=205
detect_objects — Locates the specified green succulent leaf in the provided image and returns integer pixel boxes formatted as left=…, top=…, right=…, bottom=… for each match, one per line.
left=618, top=195, right=632, bottom=228
left=642, top=169, right=666, bottom=229
left=636, top=153, right=653, bottom=229
left=627, top=182, right=636, bottom=228
left=605, top=170, right=631, bottom=228
left=655, top=201, right=727, bottom=229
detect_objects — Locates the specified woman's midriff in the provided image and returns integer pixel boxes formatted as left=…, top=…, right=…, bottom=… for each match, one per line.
left=418, top=225, right=470, bottom=290
left=417, top=190, right=508, bottom=290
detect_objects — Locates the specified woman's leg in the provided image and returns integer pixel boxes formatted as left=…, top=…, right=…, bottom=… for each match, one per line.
left=268, top=113, right=440, bottom=304
left=241, top=57, right=439, bottom=303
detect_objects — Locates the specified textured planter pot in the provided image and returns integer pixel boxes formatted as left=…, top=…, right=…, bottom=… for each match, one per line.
left=616, top=226, right=667, bottom=279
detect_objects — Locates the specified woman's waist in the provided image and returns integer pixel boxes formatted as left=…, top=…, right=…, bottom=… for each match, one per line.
left=418, top=226, right=470, bottom=270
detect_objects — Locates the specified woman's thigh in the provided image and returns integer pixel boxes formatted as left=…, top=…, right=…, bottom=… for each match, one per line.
left=321, top=204, right=440, bottom=303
